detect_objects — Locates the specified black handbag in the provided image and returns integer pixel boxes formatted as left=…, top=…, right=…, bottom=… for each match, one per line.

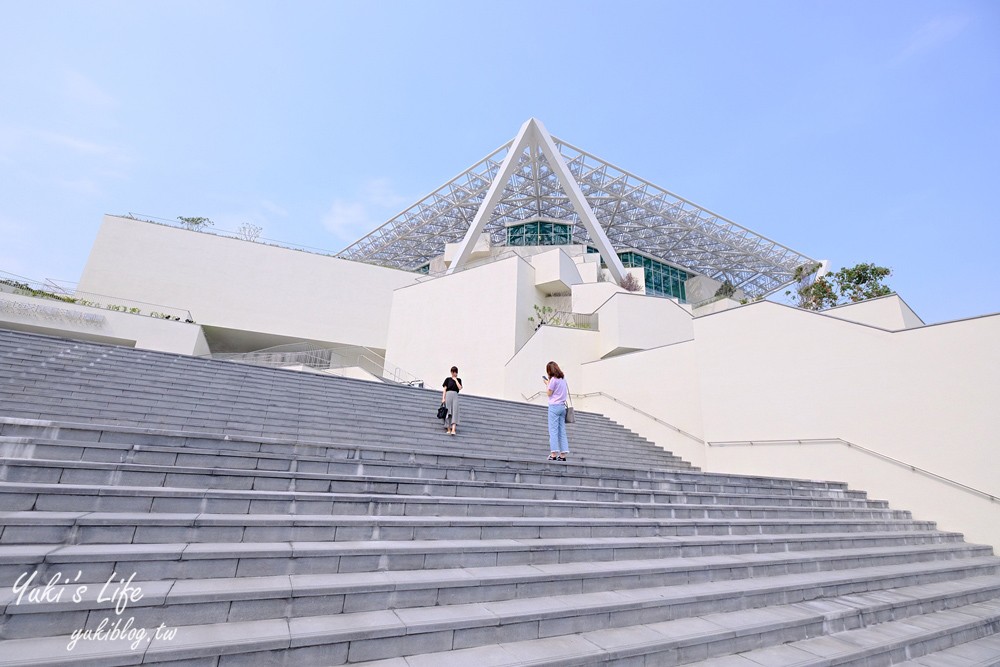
left=437, top=403, right=448, bottom=420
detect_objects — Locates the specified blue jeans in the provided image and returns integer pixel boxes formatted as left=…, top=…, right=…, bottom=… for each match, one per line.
left=547, top=404, right=569, bottom=453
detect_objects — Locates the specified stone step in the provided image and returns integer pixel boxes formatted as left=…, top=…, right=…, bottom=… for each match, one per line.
left=0, top=437, right=855, bottom=507
left=0, top=332, right=687, bottom=466
left=0, top=481, right=914, bottom=523
left=684, top=599, right=1000, bottom=667
left=0, top=419, right=854, bottom=495
left=0, top=532, right=975, bottom=585
left=2, top=329, right=996, bottom=664
left=0, top=538, right=992, bottom=587
left=1, top=378, right=623, bottom=431
left=1, top=570, right=997, bottom=665
left=0, top=424, right=688, bottom=474
left=0, top=344, right=588, bottom=411
left=0, top=395, right=684, bottom=467
left=0, top=383, right=597, bottom=437
left=348, top=595, right=1000, bottom=667
left=0, top=458, right=891, bottom=513
left=0, top=510, right=944, bottom=546
left=896, top=632, right=1000, bottom=666
left=3, top=553, right=998, bottom=642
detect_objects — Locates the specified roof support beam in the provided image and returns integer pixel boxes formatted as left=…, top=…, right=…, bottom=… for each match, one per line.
left=446, top=118, right=628, bottom=284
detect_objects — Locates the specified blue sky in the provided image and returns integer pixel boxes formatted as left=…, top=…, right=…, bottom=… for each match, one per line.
left=1, top=0, right=997, bottom=324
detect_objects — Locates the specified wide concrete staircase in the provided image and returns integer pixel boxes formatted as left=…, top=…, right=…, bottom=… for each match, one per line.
left=0, top=327, right=998, bottom=666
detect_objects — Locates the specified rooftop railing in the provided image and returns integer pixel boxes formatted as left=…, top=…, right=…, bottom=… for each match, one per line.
left=208, top=343, right=424, bottom=387
left=0, top=270, right=194, bottom=322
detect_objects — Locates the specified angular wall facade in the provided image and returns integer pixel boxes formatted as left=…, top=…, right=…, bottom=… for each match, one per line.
left=78, top=215, right=418, bottom=352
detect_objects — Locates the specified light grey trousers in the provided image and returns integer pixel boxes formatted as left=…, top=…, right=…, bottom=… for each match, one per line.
left=444, top=390, right=459, bottom=428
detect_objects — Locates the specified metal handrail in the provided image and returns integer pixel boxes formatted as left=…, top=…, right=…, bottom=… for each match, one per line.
left=689, top=293, right=737, bottom=310
left=211, top=348, right=346, bottom=371
left=210, top=346, right=423, bottom=387
left=1, top=270, right=194, bottom=321
left=707, top=437, right=998, bottom=504
left=509, top=309, right=600, bottom=362
left=545, top=311, right=598, bottom=330
left=358, top=353, right=424, bottom=387
left=518, top=390, right=995, bottom=504
left=519, top=389, right=705, bottom=445
left=122, top=212, right=342, bottom=257
left=574, top=391, right=705, bottom=444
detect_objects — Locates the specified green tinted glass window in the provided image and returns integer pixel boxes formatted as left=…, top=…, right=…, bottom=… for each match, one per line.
left=617, top=251, right=688, bottom=300
left=505, top=221, right=572, bottom=247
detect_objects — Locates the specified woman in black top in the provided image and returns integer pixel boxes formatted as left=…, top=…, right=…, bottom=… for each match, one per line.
left=441, top=366, right=462, bottom=435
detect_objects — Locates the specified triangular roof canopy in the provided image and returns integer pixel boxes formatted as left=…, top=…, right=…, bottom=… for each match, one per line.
left=337, top=118, right=817, bottom=298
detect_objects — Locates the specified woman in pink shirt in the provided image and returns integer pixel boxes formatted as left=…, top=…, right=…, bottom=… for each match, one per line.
left=543, top=360, right=570, bottom=461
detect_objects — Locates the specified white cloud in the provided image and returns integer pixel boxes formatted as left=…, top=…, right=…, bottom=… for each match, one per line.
left=0, top=124, right=23, bottom=161
left=57, top=178, right=102, bottom=197
left=323, top=199, right=375, bottom=242
left=0, top=214, right=30, bottom=275
left=64, top=70, right=117, bottom=109
left=37, top=131, right=117, bottom=157
left=260, top=199, right=289, bottom=217
left=362, top=178, right=410, bottom=210
left=892, top=15, right=969, bottom=66
left=322, top=179, right=411, bottom=244
left=0, top=213, right=25, bottom=235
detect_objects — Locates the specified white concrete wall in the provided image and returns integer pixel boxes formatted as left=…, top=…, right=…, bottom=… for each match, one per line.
left=692, top=298, right=742, bottom=317
left=503, top=324, right=601, bottom=404
left=707, top=439, right=998, bottom=549
left=574, top=256, right=601, bottom=283
left=385, top=255, right=537, bottom=398
left=572, top=282, right=622, bottom=315
left=0, top=291, right=209, bottom=355
left=685, top=275, right=722, bottom=303
left=577, top=341, right=708, bottom=467
left=78, top=216, right=418, bottom=350
left=693, top=302, right=999, bottom=546
left=70, top=214, right=1000, bottom=547
left=822, top=294, right=925, bottom=330
left=531, top=248, right=583, bottom=295
left=694, top=303, right=997, bottom=490
left=595, top=292, right=694, bottom=358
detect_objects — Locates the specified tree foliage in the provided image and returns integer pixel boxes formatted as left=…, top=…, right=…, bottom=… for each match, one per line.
left=787, top=262, right=893, bottom=311
left=236, top=222, right=263, bottom=242
left=619, top=272, right=643, bottom=292
left=830, top=263, right=894, bottom=304
left=714, top=280, right=736, bottom=298
left=177, top=216, right=214, bottom=231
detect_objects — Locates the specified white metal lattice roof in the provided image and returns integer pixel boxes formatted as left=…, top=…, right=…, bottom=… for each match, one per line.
left=336, top=119, right=816, bottom=298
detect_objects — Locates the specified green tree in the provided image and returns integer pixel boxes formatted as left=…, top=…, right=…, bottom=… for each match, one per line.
left=829, top=262, right=893, bottom=303
left=786, top=262, right=893, bottom=311
left=714, top=280, right=736, bottom=299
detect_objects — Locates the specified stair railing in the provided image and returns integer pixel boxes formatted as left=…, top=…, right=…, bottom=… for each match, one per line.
left=522, top=389, right=705, bottom=445
left=211, top=344, right=424, bottom=388
left=1, top=270, right=194, bottom=321
left=522, top=389, right=996, bottom=503
left=708, top=438, right=998, bottom=504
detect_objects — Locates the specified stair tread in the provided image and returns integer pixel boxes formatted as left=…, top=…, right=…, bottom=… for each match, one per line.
left=4, top=580, right=997, bottom=666
left=1, top=327, right=997, bottom=665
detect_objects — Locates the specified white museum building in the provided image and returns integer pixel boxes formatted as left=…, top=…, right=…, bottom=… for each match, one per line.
left=1, top=118, right=996, bottom=548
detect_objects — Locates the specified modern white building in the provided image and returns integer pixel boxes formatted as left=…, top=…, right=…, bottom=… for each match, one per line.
left=2, top=119, right=997, bottom=548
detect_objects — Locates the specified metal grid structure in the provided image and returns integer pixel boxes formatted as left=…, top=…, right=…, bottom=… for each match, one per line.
left=336, top=122, right=817, bottom=298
